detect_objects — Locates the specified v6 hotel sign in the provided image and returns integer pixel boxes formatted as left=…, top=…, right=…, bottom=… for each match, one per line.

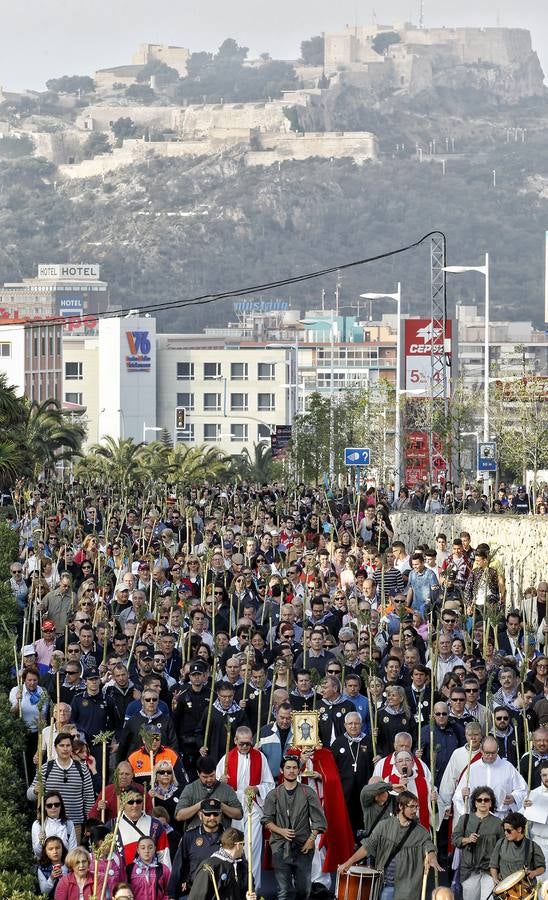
left=404, top=318, right=452, bottom=396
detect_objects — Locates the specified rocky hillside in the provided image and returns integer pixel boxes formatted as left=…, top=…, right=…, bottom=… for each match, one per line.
left=1, top=92, right=548, bottom=329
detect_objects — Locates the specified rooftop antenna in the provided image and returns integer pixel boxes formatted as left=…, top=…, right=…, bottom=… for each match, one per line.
left=419, top=0, right=424, bottom=29
left=372, top=8, right=377, bottom=27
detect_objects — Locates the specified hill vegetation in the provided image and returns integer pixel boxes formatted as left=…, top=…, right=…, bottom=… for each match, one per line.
left=1, top=116, right=548, bottom=329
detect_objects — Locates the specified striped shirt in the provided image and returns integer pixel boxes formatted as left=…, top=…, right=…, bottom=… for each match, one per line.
left=27, top=759, right=95, bottom=824
left=374, top=567, right=405, bottom=598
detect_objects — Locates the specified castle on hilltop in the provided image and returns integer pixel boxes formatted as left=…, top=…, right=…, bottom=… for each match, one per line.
left=322, top=23, right=545, bottom=99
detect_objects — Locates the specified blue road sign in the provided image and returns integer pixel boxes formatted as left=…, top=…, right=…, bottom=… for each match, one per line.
left=344, top=447, right=371, bottom=466
left=478, top=442, right=497, bottom=471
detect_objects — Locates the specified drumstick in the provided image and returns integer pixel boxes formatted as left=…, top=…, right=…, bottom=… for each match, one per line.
left=420, top=853, right=429, bottom=900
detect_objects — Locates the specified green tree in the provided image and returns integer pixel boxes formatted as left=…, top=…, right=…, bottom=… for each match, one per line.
left=18, top=399, right=85, bottom=478
left=0, top=135, right=34, bottom=159
left=229, top=441, right=274, bottom=482
left=45, top=75, right=95, bottom=94
left=111, top=117, right=137, bottom=146
left=83, top=437, right=145, bottom=500
left=125, top=84, right=156, bottom=103
left=136, top=59, right=180, bottom=83
left=216, top=39, right=249, bottom=62
left=82, top=131, right=111, bottom=158
left=300, top=35, right=325, bottom=66
left=372, top=31, right=401, bottom=55
left=186, top=51, right=213, bottom=79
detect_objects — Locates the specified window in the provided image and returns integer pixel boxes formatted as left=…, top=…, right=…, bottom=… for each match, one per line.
left=230, top=393, right=248, bottom=412
left=49, top=334, right=53, bottom=355
left=176, top=424, right=195, bottom=443
left=203, top=423, right=221, bottom=442
left=177, top=362, right=194, bottom=380
left=203, top=393, right=221, bottom=412
left=231, top=424, right=248, bottom=442
left=204, top=362, right=221, bottom=379
left=257, top=423, right=274, bottom=440
left=257, top=393, right=275, bottom=411
left=65, top=392, right=83, bottom=405
left=65, top=361, right=83, bottom=380
left=0, top=343, right=11, bottom=358
left=41, top=336, right=46, bottom=356
left=258, top=362, right=275, bottom=380
left=176, top=392, right=195, bottom=411
left=231, top=362, right=248, bottom=380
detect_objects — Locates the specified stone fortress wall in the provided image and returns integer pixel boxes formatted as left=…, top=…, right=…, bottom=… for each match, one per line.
left=391, top=512, right=547, bottom=610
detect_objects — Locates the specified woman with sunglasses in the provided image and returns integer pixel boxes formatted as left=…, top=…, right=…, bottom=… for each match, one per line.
left=452, top=786, right=503, bottom=899
left=490, top=812, right=545, bottom=891
left=149, top=762, right=181, bottom=826
left=32, top=791, right=77, bottom=858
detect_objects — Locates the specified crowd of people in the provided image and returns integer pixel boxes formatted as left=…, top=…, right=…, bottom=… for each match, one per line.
left=6, top=480, right=548, bottom=900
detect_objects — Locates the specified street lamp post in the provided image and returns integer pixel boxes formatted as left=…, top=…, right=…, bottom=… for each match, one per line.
left=443, top=254, right=490, bottom=495
left=143, top=424, right=162, bottom=444
left=361, top=284, right=402, bottom=497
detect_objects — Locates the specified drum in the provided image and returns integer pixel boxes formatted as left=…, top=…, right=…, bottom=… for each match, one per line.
left=493, top=869, right=536, bottom=900
left=336, top=866, right=383, bottom=900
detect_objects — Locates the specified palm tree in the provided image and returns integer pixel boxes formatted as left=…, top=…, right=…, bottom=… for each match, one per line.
left=138, top=440, right=175, bottom=483
left=87, top=436, right=145, bottom=500
left=18, top=398, right=86, bottom=478
left=229, top=441, right=274, bottom=483
left=168, top=444, right=230, bottom=486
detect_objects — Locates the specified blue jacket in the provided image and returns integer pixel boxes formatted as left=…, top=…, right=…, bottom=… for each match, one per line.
left=257, top=722, right=293, bottom=778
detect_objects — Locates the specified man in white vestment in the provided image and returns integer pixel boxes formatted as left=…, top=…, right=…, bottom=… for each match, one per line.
left=522, top=761, right=548, bottom=883
left=438, top=722, right=483, bottom=824
left=217, top=725, right=274, bottom=891
left=452, top=736, right=527, bottom=820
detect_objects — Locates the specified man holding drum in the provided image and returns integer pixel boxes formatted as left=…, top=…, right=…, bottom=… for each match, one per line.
left=339, top=790, right=443, bottom=900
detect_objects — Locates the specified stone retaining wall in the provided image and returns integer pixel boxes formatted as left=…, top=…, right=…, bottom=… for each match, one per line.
left=390, top=512, right=547, bottom=609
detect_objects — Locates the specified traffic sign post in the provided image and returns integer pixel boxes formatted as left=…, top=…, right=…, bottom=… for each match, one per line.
left=344, top=448, right=371, bottom=466
left=478, top=441, right=497, bottom=472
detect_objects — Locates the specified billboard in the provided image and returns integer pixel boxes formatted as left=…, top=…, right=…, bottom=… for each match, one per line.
left=57, top=294, right=84, bottom=317
left=404, top=318, right=452, bottom=397
left=125, top=330, right=152, bottom=372
left=271, top=425, right=292, bottom=459
left=404, top=430, right=448, bottom=486
left=38, top=264, right=100, bottom=280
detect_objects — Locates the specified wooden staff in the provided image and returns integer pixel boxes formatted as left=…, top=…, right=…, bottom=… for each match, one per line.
left=93, top=853, right=99, bottom=900
left=255, top=688, right=263, bottom=747
left=527, top=735, right=534, bottom=800
left=464, top=740, right=474, bottom=812
left=223, top=721, right=231, bottom=778
left=98, top=800, right=126, bottom=900
left=202, top=864, right=222, bottom=900
left=126, top=620, right=140, bottom=670
left=203, top=656, right=218, bottom=752
left=245, top=788, right=254, bottom=894
left=365, top=678, right=377, bottom=757
left=420, top=852, right=429, bottom=900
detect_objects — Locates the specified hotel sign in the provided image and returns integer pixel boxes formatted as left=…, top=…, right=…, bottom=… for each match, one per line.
left=38, top=264, right=100, bottom=279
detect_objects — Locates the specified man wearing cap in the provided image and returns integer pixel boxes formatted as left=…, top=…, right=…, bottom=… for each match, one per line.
left=360, top=781, right=393, bottom=841
left=70, top=667, right=111, bottom=776
left=168, top=798, right=224, bottom=900
left=217, top=726, right=275, bottom=891
left=128, top=724, right=186, bottom=785
left=175, top=756, right=243, bottom=831
left=172, top=660, right=210, bottom=777
left=34, top=620, right=57, bottom=669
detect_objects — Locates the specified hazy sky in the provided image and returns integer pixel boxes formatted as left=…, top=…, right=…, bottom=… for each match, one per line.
left=1, top=0, right=546, bottom=91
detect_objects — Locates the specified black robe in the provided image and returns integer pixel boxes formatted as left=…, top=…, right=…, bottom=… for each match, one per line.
left=331, top=733, right=374, bottom=833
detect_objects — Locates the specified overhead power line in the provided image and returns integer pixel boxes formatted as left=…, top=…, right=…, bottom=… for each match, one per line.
left=0, top=230, right=444, bottom=331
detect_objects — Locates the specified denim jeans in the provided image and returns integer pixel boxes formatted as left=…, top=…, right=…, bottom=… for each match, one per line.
left=272, top=848, right=314, bottom=900
left=380, top=887, right=394, bottom=900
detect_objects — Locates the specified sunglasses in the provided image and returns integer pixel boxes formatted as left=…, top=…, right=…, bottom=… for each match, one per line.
left=434, top=712, right=448, bottom=716
left=202, top=811, right=221, bottom=817
left=495, top=717, right=509, bottom=722
left=476, top=798, right=491, bottom=803
left=11, top=569, right=22, bottom=574
left=46, top=801, right=61, bottom=808
left=504, top=827, right=515, bottom=834
left=464, top=688, right=479, bottom=693
left=126, top=799, right=143, bottom=806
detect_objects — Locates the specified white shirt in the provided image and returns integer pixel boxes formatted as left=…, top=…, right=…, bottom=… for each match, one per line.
left=216, top=749, right=275, bottom=814
left=453, top=756, right=527, bottom=819
left=520, top=785, right=548, bottom=846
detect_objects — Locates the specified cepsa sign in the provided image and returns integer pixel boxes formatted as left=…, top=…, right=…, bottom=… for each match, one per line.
left=126, top=330, right=152, bottom=372
left=404, top=318, right=452, bottom=396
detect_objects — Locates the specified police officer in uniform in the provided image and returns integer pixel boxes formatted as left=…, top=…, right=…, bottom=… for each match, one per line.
left=168, top=798, right=224, bottom=900
left=172, top=661, right=210, bottom=778
left=70, top=667, right=111, bottom=777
